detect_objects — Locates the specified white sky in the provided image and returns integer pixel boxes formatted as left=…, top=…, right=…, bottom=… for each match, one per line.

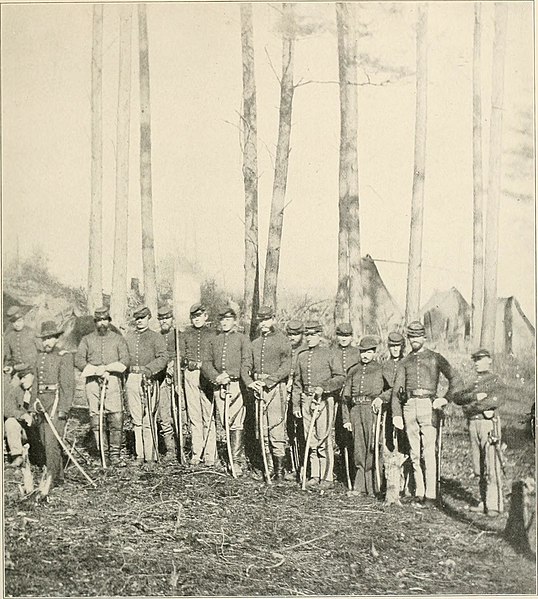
left=1, top=1, right=535, bottom=320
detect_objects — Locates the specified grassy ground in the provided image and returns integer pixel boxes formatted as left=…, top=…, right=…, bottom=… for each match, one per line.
left=3, top=351, right=536, bottom=596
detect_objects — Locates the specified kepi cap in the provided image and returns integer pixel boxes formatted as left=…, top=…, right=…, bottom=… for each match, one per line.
left=189, top=302, right=206, bottom=316
left=335, top=323, right=353, bottom=336
left=133, top=305, right=151, bottom=320
left=218, top=306, right=237, bottom=319
left=157, top=305, right=173, bottom=320
left=7, top=306, right=24, bottom=323
left=407, top=321, right=426, bottom=338
left=471, top=348, right=491, bottom=361
left=37, top=320, right=62, bottom=338
left=387, top=331, right=405, bottom=346
left=257, top=305, right=274, bottom=320
left=93, top=306, right=111, bottom=321
left=358, top=335, right=378, bottom=351
left=304, top=320, right=322, bottom=334
left=286, top=320, right=304, bottom=334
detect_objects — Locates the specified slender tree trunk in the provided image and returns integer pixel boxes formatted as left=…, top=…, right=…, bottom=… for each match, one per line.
left=405, top=4, right=428, bottom=323
left=87, top=4, right=103, bottom=314
left=263, top=3, right=295, bottom=312
left=471, top=2, right=485, bottom=346
left=481, top=3, right=508, bottom=349
left=335, top=2, right=360, bottom=328
left=240, top=3, right=259, bottom=335
left=138, top=4, right=158, bottom=322
left=110, top=6, right=133, bottom=327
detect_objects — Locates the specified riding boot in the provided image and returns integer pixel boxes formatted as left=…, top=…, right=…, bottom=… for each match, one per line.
left=162, top=434, right=177, bottom=463
left=107, top=412, right=124, bottom=466
left=273, top=455, right=285, bottom=482
left=90, top=415, right=102, bottom=460
left=230, top=429, right=244, bottom=477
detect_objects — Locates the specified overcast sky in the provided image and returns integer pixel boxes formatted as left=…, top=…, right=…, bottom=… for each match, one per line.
left=2, top=2, right=535, bottom=320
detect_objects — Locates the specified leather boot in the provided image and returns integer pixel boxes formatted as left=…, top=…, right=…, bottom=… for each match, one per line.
left=107, top=412, right=125, bottom=466
left=273, top=456, right=285, bottom=482
left=90, top=415, right=102, bottom=461
left=162, top=434, right=177, bottom=463
left=230, top=429, right=244, bottom=477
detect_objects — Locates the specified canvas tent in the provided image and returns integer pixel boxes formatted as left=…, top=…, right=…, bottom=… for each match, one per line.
left=495, top=296, right=535, bottom=357
left=421, top=287, right=471, bottom=348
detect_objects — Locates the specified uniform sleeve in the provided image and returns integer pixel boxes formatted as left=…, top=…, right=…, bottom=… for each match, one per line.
left=343, top=365, right=356, bottom=398
left=201, top=337, right=219, bottom=385
left=177, top=330, right=187, bottom=359
left=266, top=336, right=292, bottom=388
left=380, top=373, right=392, bottom=403
left=240, top=335, right=254, bottom=387
left=391, top=363, right=406, bottom=419
left=146, top=333, right=168, bottom=375
left=292, top=359, right=304, bottom=411
left=437, top=353, right=458, bottom=400
left=3, top=334, right=14, bottom=368
left=74, top=336, right=89, bottom=371
left=59, top=353, right=75, bottom=412
left=320, top=351, right=345, bottom=394
left=3, top=380, right=26, bottom=420
left=341, top=398, right=351, bottom=425
left=118, top=335, right=131, bottom=368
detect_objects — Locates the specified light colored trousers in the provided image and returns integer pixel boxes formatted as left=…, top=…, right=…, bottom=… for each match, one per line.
left=403, top=397, right=438, bottom=499
left=184, top=369, right=217, bottom=464
left=126, top=373, right=158, bottom=462
left=259, top=382, right=287, bottom=458
left=85, top=376, right=122, bottom=416
left=214, top=381, right=245, bottom=431
left=301, top=395, right=335, bottom=482
left=4, top=417, right=25, bottom=456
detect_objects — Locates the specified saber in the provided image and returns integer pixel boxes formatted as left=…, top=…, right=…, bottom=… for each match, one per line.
left=35, top=399, right=96, bottom=488
left=436, top=409, right=445, bottom=500
left=170, top=376, right=180, bottom=458
left=257, top=389, right=272, bottom=484
left=142, top=376, right=160, bottom=462
left=344, top=441, right=352, bottom=491
left=174, top=331, right=186, bottom=464
left=222, top=383, right=236, bottom=478
left=199, top=395, right=216, bottom=461
left=374, top=408, right=382, bottom=494
left=301, top=396, right=322, bottom=491
left=98, top=378, right=108, bottom=468
left=290, top=418, right=300, bottom=480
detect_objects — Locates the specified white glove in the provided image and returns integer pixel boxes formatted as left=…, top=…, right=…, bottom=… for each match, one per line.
left=393, top=416, right=404, bottom=430
left=293, top=409, right=302, bottom=419
left=372, top=397, right=383, bottom=414
left=433, top=397, right=448, bottom=410
left=215, top=373, right=230, bottom=386
left=343, top=422, right=352, bottom=431
left=313, top=386, right=324, bottom=397
left=483, top=409, right=495, bottom=419
left=476, top=392, right=487, bottom=401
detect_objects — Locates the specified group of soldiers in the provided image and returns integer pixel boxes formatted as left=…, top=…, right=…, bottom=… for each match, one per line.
left=3, top=301, right=505, bottom=516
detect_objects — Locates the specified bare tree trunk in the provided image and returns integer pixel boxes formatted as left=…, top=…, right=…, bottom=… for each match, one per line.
left=110, top=6, right=132, bottom=327
left=263, top=3, right=295, bottom=312
left=481, top=3, right=508, bottom=349
left=87, top=4, right=103, bottom=314
left=471, top=2, right=484, bottom=346
left=240, top=3, right=259, bottom=335
left=405, top=4, right=428, bottom=323
left=138, top=4, right=158, bottom=322
left=336, top=2, right=360, bottom=329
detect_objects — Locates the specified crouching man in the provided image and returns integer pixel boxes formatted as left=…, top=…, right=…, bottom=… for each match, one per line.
left=3, top=364, right=34, bottom=467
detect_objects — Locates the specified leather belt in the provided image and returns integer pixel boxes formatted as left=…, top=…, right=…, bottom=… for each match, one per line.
left=130, top=366, right=143, bottom=373
left=469, top=413, right=487, bottom=420
left=38, top=384, right=58, bottom=392
left=409, top=389, right=434, bottom=398
left=351, top=395, right=371, bottom=405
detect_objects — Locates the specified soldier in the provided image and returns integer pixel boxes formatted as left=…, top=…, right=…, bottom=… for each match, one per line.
left=285, top=320, right=307, bottom=479
left=3, top=306, right=40, bottom=374
left=452, top=349, right=504, bottom=517
left=392, top=321, right=457, bottom=506
left=156, top=305, right=179, bottom=462
left=342, top=336, right=387, bottom=496
left=177, top=303, right=217, bottom=467
left=292, top=320, right=344, bottom=490
left=30, top=321, right=75, bottom=488
left=3, top=364, right=34, bottom=467
left=75, top=307, right=130, bottom=466
left=251, top=306, right=292, bottom=481
left=201, top=306, right=253, bottom=476
left=125, top=306, right=168, bottom=466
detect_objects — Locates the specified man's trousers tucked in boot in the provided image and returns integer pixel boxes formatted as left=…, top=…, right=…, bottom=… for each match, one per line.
left=230, top=429, right=245, bottom=476
left=107, top=411, right=124, bottom=466
left=90, top=414, right=106, bottom=464
left=273, top=455, right=285, bottom=481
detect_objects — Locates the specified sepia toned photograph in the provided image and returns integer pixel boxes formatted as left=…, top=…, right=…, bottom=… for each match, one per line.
left=1, top=1, right=536, bottom=596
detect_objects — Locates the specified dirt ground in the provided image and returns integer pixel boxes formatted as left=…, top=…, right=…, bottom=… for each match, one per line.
left=3, top=359, right=536, bottom=597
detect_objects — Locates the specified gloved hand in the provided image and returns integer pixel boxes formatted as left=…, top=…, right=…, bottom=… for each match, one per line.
left=372, top=397, right=383, bottom=414
left=141, top=366, right=153, bottom=378
left=313, top=386, right=324, bottom=398
left=180, top=357, right=189, bottom=369
left=188, top=360, right=199, bottom=371
left=393, top=416, right=404, bottom=430
left=293, top=409, right=302, bottom=419
left=166, top=361, right=175, bottom=377
left=248, top=381, right=264, bottom=395
left=20, top=413, right=33, bottom=426
left=433, top=397, right=448, bottom=410
left=216, top=372, right=230, bottom=386
left=476, top=392, right=487, bottom=401
left=483, top=409, right=495, bottom=419
left=343, top=422, right=352, bottom=431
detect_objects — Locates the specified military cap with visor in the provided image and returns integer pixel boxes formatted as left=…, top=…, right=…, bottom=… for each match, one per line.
left=189, top=302, right=206, bottom=316
left=471, top=348, right=491, bottom=361
left=358, top=335, right=378, bottom=351
left=7, top=306, right=25, bottom=323
left=406, top=321, right=426, bottom=338
left=93, top=306, right=111, bottom=321
left=304, top=320, right=322, bottom=334
left=336, top=323, right=353, bottom=336
left=286, top=320, right=304, bottom=334
left=133, top=305, right=151, bottom=320
left=37, top=320, right=63, bottom=338
left=257, top=305, right=274, bottom=320
left=218, top=306, right=237, bottom=319
left=387, top=331, right=405, bottom=346
left=157, top=305, right=173, bottom=320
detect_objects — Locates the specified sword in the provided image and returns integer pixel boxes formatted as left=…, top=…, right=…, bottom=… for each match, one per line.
left=174, top=330, right=186, bottom=464
left=436, top=409, right=445, bottom=500
left=257, top=388, right=272, bottom=484
left=374, top=408, right=382, bottom=494
left=222, top=382, right=236, bottom=478
left=301, top=394, right=322, bottom=491
left=98, top=377, right=108, bottom=468
left=142, top=376, right=160, bottom=462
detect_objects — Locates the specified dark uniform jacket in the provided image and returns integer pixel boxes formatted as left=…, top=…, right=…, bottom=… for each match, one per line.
left=391, top=348, right=456, bottom=420
left=251, top=328, right=291, bottom=388
left=74, top=330, right=130, bottom=371
left=31, top=348, right=75, bottom=414
left=178, top=326, right=215, bottom=367
left=3, top=375, right=28, bottom=420
left=332, top=345, right=361, bottom=377
left=452, top=371, right=503, bottom=419
left=161, top=328, right=178, bottom=362
left=3, top=326, right=40, bottom=369
left=125, top=329, right=168, bottom=376
left=342, top=360, right=389, bottom=424
left=202, top=329, right=253, bottom=387
left=292, top=345, right=344, bottom=411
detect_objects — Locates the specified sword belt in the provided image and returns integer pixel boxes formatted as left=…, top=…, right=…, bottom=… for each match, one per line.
left=38, top=384, right=58, bottom=392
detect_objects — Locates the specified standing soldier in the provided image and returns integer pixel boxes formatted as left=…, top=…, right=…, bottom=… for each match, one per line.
left=4, top=306, right=40, bottom=373
left=125, top=306, right=168, bottom=466
left=292, top=321, right=344, bottom=490
left=201, top=307, right=253, bottom=476
left=178, top=303, right=217, bottom=467
left=391, top=321, right=457, bottom=506
left=3, top=364, right=34, bottom=467
left=75, top=307, right=130, bottom=466
left=251, top=306, right=292, bottom=481
left=30, top=321, right=75, bottom=489
left=156, top=305, right=179, bottom=462
left=342, top=336, right=387, bottom=496
left=452, top=349, right=504, bottom=517
left=285, top=320, right=306, bottom=479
